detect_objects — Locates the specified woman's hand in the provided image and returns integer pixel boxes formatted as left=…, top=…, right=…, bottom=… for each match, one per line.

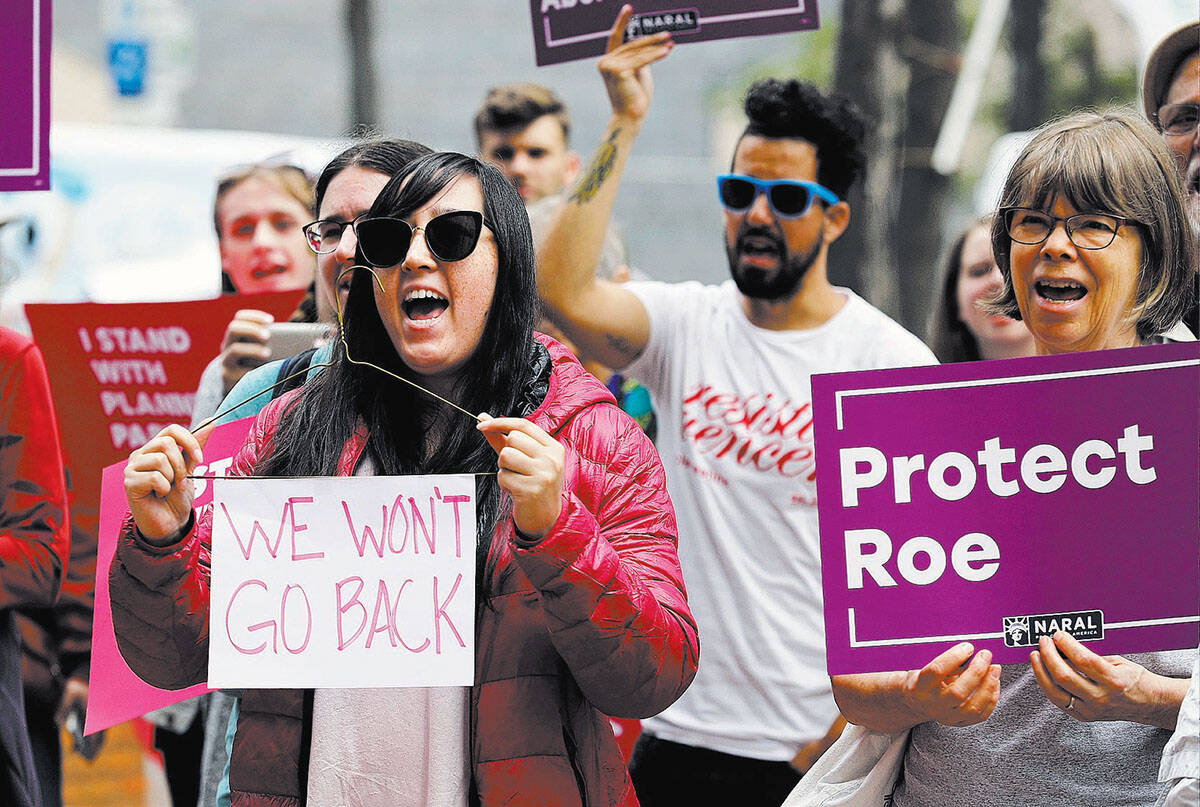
left=1030, top=631, right=1189, bottom=729
left=598, top=5, right=674, bottom=123
left=124, top=424, right=202, bottom=544
left=899, top=642, right=1001, bottom=727
left=831, top=643, right=1000, bottom=733
left=477, top=415, right=564, bottom=541
left=219, top=309, right=274, bottom=394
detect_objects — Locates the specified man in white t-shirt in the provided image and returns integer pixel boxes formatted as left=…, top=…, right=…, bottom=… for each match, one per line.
left=536, top=10, right=935, bottom=806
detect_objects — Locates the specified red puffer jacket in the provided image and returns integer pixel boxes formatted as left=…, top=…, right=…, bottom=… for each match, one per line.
left=111, top=336, right=698, bottom=807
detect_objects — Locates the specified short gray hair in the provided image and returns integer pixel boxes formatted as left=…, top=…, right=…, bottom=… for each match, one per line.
left=987, top=109, right=1197, bottom=342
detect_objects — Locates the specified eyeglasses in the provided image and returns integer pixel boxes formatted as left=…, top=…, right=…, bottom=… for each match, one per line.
left=716, top=174, right=839, bottom=219
left=1002, top=207, right=1133, bottom=250
left=353, top=210, right=492, bottom=267
left=1156, top=103, right=1198, bottom=136
left=303, top=215, right=362, bottom=255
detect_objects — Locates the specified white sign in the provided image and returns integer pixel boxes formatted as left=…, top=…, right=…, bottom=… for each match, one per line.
left=209, top=475, right=476, bottom=688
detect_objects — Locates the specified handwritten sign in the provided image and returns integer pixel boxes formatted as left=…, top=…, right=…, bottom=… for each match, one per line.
left=0, top=0, right=50, bottom=191
left=814, top=342, right=1200, bottom=675
left=529, top=0, right=820, bottom=66
left=209, top=475, right=477, bottom=689
left=86, top=418, right=255, bottom=736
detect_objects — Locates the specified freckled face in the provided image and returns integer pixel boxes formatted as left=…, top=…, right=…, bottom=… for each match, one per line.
left=954, top=225, right=1031, bottom=353
left=1009, top=196, right=1142, bottom=354
left=217, top=176, right=313, bottom=293
left=373, top=175, right=498, bottom=393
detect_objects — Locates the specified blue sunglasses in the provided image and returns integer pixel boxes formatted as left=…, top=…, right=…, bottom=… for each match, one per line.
left=716, top=174, right=839, bottom=219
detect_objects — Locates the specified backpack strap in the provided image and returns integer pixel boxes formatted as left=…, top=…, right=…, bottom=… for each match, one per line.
left=271, top=346, right=319, bottom=400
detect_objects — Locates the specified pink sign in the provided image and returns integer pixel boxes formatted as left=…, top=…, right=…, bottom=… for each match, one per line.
left=0, top=0, right=50, bottom=191
left=86, top=418, right=254, bottom=735
left=814, top=342, right=1200, bottom=675
left=530, top=0, right=819, bottom=66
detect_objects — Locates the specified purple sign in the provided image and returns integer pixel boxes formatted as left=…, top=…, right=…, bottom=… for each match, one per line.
left=0, top=0, right=50, bottom=192
left=530, top=0, right=819, bottom=66
left=814, top=342, right=1200, bottom=675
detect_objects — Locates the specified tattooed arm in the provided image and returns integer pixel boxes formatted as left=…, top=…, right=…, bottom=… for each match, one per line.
left=537, top=5, right=674, bottom=370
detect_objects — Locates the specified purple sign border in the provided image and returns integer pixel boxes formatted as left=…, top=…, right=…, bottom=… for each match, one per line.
left=0, top=0, right=50, bottom=192
left=813, top=342, right=1200, bottom=675
left=530, top=0, right=820, bottom=67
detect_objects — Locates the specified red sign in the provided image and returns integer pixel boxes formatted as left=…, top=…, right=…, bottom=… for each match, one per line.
left=26, top=292, right=303, bottom=505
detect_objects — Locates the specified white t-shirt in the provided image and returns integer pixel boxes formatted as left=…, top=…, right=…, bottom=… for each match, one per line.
left=626, top=279, right=936, bottom=761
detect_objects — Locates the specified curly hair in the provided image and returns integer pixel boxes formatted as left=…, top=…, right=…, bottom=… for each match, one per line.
left=739, top=78, right=869, bottom=198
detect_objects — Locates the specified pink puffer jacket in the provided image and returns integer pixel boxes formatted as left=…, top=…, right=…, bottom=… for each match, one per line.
left=111, top=336, right=698, bottom=807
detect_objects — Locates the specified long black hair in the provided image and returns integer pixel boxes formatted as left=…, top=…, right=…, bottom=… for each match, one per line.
left=926, top=219, right=991, bottom=363
left=254, top=152, right=539, bottom=594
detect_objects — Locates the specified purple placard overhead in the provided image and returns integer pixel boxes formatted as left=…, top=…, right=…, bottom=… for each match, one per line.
left=0, top=0, right=50, bottom=191
left=530, top=0, right=819, bottom=66
left=814, top=342, right=1200, bottom=675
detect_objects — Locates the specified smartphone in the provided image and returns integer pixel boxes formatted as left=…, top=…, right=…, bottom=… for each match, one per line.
left=266, top=322, right=330, bottom=359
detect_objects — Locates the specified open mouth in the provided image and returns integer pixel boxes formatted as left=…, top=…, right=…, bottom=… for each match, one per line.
left=403, top=289, right=449, bottom=321
left=1035, top=278, right=1086, bottom=303
left=251, top=264, right=288, bottom=280
left=738, top=234, right=782, bottom=264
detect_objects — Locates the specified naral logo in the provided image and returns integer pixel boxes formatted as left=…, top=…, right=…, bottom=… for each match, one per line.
left=626, top=9, right=700, bottom=39
left=1002, top=610, right=1104, bottom=647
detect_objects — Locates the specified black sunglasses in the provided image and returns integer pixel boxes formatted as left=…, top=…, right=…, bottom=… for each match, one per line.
left=354, top=210, right=492, bottom=267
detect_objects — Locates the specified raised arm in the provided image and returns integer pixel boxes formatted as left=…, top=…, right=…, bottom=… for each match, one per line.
left=536, top=5, right=672, bottom=369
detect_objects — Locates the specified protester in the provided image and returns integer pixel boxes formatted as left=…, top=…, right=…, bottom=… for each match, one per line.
left=17, top=515, right=102, bottom=807
left=199, top=138, right=434, bottom=428
left=1142, top=19, right=1199, bottom=334
left=927, top=217, right=1034, bottom=362
left=111, top=151, right=698, bottom=806
left=536, top=8, right=935, bottom=805
left=144, top=161, right=318, bottom=807
left=1142, top=29, right=1200, bottom=802
left=0, top=325, right=69, bottom=807
left=475, top=82, right=651, bottom=441
left=474, top=82, right=581, bottom=204
left=191, top=138, right=433, bottom=807
left=191, top=163, right=318, bottom=421
left=475, top=82, right=627, bottom=276
left=1142, top=20, right=1199, bottom=228
left=827, top=109, right=1197, bottom=807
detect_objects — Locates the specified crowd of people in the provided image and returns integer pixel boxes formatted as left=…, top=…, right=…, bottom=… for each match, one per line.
left=2, top=6, right=1197, bottom=807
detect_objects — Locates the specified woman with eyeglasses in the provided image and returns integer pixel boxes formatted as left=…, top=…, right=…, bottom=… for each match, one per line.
left=111, top=151, right=698, bottom=807
left=926, top=216, right=1035, bottom=363
left=823, top=110, right=1197, bottom=807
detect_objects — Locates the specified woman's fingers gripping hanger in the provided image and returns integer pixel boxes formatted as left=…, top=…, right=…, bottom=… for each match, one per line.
left=124, top=424, right=204, bottom=542
left=477, top=415, right=566, bottom=539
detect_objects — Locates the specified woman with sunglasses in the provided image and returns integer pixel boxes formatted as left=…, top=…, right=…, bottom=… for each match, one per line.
left=820, top=110, right=1196, bottom=807
left=112, top=151, right=698, bottom=807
